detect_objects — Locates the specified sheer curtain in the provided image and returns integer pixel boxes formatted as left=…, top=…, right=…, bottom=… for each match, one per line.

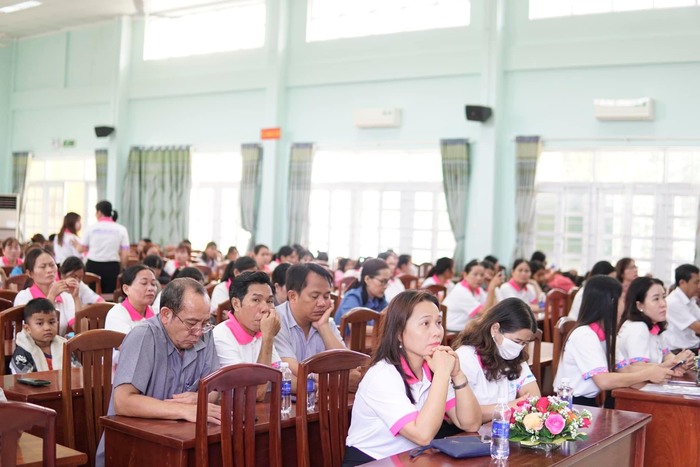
left=440, top=139, right=470, bottom=267
left=287, top=143, right=315, bottom=245
left=12, top=152, right=31, bottom=241
left=240, top=143, right=263, bottom=252
left=95, top=149, right=108, bottom=201
left=513, top=136, right=542, bottom=260
left=122, top=146, right=191, bottom=245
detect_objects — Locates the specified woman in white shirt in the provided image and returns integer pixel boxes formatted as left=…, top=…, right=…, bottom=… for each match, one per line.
left=104, top=264, right=157, bottom=335
left=443, top=259, right=501, bottom=332
left=421, top=257, right=456, bottom=295
left=344, top=290, right=481, bottom=465
left=616, top=277, right=693, bottom=371
left=53, top=212, right=82, bottom=265
left=59, top=256, right=104, bottom=308
left=452, top=297, right=540, bottom=422
left=554, top=276, right=673, bottom=407
left=378, top=251, right=405, bottom=303
left=496, top=259, right=542, bottom=312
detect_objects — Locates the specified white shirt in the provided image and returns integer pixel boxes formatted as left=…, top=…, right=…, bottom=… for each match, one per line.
left=78, top=282, right=103, bottom=306
left=104, top=300, right=155, bottom=366
left=496, top=280, right=540, bottom=306
left=616, top=320, right=669, bottom=369
left=213, top=315, right=280, bottom=367
left=53, top=232, right=82, bottom=264
left=443, top=281, right=486, bottom=332
left=210, top=281, right=230, bottom=313
left=14, top=287, right=76, bottom=337
left=81, top=219, right=130, bottom=263
left=152, top=291, right=161, bottom=313
left=554, top=324, right=608, bottom=399
left=384, top=278, right=405, bottom=303
left=568, top=285, right=584, bottom=321
left=664, top=287, right=700, bottom=350
left=455, top=345, right=535, bottom=404
left=421, top=275, right=455, bottom=295
left=346, top=359, right=456, bottom=460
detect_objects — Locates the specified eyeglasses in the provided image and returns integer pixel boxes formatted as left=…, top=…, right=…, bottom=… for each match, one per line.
left=173, top=313, right=214, bottom=335
left=373, top=277, right=390, bottom=286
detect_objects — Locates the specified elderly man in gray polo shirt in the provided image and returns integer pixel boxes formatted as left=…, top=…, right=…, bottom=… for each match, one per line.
left=274, top=263, right=347, bottom=392
left=96, top=278, right=221, bottom=467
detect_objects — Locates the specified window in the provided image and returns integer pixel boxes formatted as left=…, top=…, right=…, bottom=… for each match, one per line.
left=188, top=151, right=250, bottom=253
left=529, top=0, right=697, bottom=19
left=23, top=155, right=97, bottom=240
left=308, top=149, right=455, bottom=264
left=143, top=1, right=266, bottom=61
left=532, top=148, right=700, bottom=283
left=306, top=0, right=470, bottom=42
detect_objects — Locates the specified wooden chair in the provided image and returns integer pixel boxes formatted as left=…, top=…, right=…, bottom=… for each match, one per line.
left=552, top=317, right=576, bottom=379
left=112, top=274, right=124, bottom=303
left=338, top=277, right=357, bottom=298
left=398, top=274, right=419, bottom=290
left=543, top=288, right=568, bottom=343
left=5, top=274, right=29, bottom=291
left=0, top=297, right=12, bottom=311
left=62, top=329, right=125, bottom=467
left=1, top=265, right=14, bottom=276
left=417, top=262, right=433, bottom=279
left=424, top=284, right=447, bottom=303
left=529, top=328, right=543, bottom=385
left=0, top=289, right=18, bottom=302
left=73, top=302, right=115, bottom=334
left=0, top=304, right=25, bottom=376
left=330, top=292, right=340, bottom=320
left=205, top=281, right=217, bottom=298
left=296, top=349, right=370, bottom=467
left=216, top=299, right=232, bottom=324
left=0, top=401, right=57, bottom=467
left=439, top=303, right=453, bottom=346
left=339, top=307, right=380, bottom=354
left=566, top=287, right=580, bottom=314
left=82, top=272, right=102, bottom=295
left=196, top=363, right=282, bottom=467
left=194, top=265, right=212, bottom=283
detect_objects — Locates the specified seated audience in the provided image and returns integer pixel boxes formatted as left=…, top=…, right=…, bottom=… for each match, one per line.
left=421, top=257, right=456, bottom=294
left=444, top=259, right=500, bottom=332
left=105, top=265, right=157, bottom=342
left=615, top=257, right=638, bottom=315
left=569, top=260, right=615, bottom=321
left=197, top=241, right=220, bottom=270
left=554, top=276, right=672, bottom=407
left=334, top=257, right=357, bottom=288
left=480, top=260, right=497, bottom=291
left=59, top=256, right=104, bottom=307
left=209, top=256, right=257, bottom=313
left=95, top=278, right=220, bottom=467
left=252, top=244, right=272, bottom=273
left=153, top=266, right=205, bottom=312
left=378, top=251, right=405, bottom=302
left=496, top=259, right=542, bottom=312
left=530, top=250, right=546, bottom=265
left=225, top=246, right=239, bottom=263
left=144, top=254, right=169, bottom=285
left=484, top=255, right=500, bottom=272
left=452, top=297, right=540, bottom=422
left=335, top=258, right=390, bottom=327
left=1, top=237, right=23, bottom=276
left=136, top=238, right=153, bottom=261
left=164, top=242, right=192, bottom=277
left=271, top=262, right=291, bottom=305
left=14, top=248, right=78, bottom=336
left=53, top=212, right=82, bottom=265
left=664, top=264, right=700, bottom=352
left=212, top=271, right=281, bottom=399
left=396, top=254, right=414, bottom=277
left=10, top=298, right=68, bottom=374
left=270, top=245, right=299, bottom=271
left=344, top=290, right=481, bottom=465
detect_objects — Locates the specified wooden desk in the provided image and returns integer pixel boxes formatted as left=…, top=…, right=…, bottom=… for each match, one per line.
left=614, top=374, right=700, bottom=467
left=365, top=406, right=650, bottom=466
left=17, top=433, right=87, bottom=467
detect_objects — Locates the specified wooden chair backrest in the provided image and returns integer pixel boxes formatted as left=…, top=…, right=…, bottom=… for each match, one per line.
left=552, top=317, right=576, bottom=378
left=330, top=293, right=340, bottom=319
left=566, top=287, right=580, bottom=314
left=0, top=298, right=12, bottom=312
left=205, top=281, right=217, bottom=298
left=424, top=284, right=447, bottom=303
left=82, top=272, right=102, bottom=295
left=398, top=274, right=419, bottom=290
left=543, top=288, right=568, bottom=342
left=5, top=274, right=29, bottom=291
left=529, top=328, right=543, bottom=384
left=216, top=299, right=232, bottom=324
left=338, top=277, right=357, bottom=298
left=0, top=289, right=18, bottom=302
left=73, top=302, right=115, bottom=334
left=112, top=274, right=125, bottom=303
left=196, top=364, right=282, bottom=467
left=1, top=265, right=13, bottom=276
left=0, top=305, right=25, bottom=376
left=417, top=263, right=433, bottom=279
left=62, top=329, right=125, bottom=466
left=296, top=350, right=370, bottom=467
left=0, top=401, right=57, bottom=467
left=438, top=303, right=449, bottom=345
left=339, top=308, right=381, bottom=354
left=194, top=265, right=213, bottom=283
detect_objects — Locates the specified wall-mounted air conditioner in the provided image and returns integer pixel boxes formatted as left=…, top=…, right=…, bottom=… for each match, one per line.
left=0, top=194, right=19, bottom=240
left=353, top=108, right=402, bottom=128
left=594, top=97, right=654, bottom=121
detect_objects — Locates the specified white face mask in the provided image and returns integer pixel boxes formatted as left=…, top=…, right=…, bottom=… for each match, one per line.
left=496, top=335, right=525, bottom=361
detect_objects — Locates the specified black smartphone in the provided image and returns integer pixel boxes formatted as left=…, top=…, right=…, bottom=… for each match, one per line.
left=17, top=378, right=52, bottom=387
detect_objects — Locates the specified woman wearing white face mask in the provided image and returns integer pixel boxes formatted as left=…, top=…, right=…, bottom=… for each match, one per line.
left=452, top=297, right=541, bottom=423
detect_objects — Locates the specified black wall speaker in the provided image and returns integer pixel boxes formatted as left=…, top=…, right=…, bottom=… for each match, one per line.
left=95, top=126, right=115, bottom=137
left=465, top=105, right=492, bottom=122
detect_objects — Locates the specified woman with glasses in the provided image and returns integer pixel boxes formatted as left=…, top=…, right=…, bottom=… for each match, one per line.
left=334, top=258, right=390, bottom=326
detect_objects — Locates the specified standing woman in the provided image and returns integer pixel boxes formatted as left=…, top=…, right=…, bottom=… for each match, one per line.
left=421, top=257, right=456, bottom=294
left=443, top=259, right=501, bottom=332
left=53, top=212, right=82, bottom=265
left=554, top=276, right=672, bottom=407
left=496, top=259, right=542, bottom=312
left=335, top=258, right=390, bottom=325
left=344, top=291, right=481, bottom=465
left=80, top=200, right=129, bottom=294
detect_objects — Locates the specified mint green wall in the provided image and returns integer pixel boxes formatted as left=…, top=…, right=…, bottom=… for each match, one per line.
left=1, top=0, right=698, bottom=260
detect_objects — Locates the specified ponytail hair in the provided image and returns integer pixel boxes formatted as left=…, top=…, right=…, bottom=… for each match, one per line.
left=96, top=200, right=117, bottom=221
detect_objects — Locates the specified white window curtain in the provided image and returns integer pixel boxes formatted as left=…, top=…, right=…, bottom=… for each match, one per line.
left=440, top=139, right=470, bottom=268
left=513, top=136, right=542, bottom=260
left=240, top=143, right=263, bottom=252
left=287, top=143, right=316, bottom=245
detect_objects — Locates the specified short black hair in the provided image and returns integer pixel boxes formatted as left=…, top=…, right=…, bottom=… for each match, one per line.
left=397, top=254, right=412, bottom=269
left=530, top=251, right=546, bottom=263
left=59, top=256, right=85, bottom=276
left=484, top=255, right=499, bottom=264
left=143, top=254, right=164, bottom=270
left=253, top=244, right=269, bottom=254
left=122, top=264, right=153, bottom=286
left=272, top=262, right=291, bottom=287
left=234, top=256, right=257, bottom=274
left=286, top=263, right=333, bottom=294
left=530, top=260, right=545, bottom=275
left=676, top=264, right=700, bottom=286
left=161, top=278, right=207, bottom=314
left=230, top=271, right=273, bottom=302
left=172, top=267, right=205, bottom=283
left=24, top=298, right=56, bottom=321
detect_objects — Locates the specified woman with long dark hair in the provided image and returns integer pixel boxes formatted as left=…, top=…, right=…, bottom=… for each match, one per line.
left=568, top=260, right=616, bottom=321
left=344, top=290, right=481, bottom=465
left=421, top=257, right=455, bottom=294
left=54, top=212, right=82, bottom=265
left=335, top=258, right=390, bottom=325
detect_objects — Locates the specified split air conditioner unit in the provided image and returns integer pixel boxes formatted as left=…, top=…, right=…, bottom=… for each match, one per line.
left=353, top=108, right=402, bottom=128
left=0, top=194, right=18, bottom=240
left=593, top=97, right=654, bottom=121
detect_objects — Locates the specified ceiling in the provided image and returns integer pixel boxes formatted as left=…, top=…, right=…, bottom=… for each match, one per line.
left=0, top=0, right=241, bottom=39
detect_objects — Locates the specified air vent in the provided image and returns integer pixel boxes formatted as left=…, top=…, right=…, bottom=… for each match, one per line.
left=0, top=194, right=18, bottom=210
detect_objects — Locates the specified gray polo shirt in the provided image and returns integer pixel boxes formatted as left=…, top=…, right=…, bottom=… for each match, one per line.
left=273, top=301, right=345, bottom=362
left=96, top=315, right=219, bottom=466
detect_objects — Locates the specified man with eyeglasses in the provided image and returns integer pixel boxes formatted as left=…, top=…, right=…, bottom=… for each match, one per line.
left=96, top=278, right=221, bottom=467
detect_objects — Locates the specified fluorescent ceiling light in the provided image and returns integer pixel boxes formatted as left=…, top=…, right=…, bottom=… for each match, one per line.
left=0, top=1, right=42, bottom=14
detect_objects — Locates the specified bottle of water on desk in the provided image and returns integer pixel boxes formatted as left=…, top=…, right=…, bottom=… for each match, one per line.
left=307, top=373, right=317, bottom=412
left=557, top=377, right=573, bottom=409
left=281, top=362, right=292, bottom=415
left=490, top=398, right=511, bottom=460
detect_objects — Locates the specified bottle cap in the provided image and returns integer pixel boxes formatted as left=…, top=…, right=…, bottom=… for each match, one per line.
left=280, top=362, right=289, bottom=369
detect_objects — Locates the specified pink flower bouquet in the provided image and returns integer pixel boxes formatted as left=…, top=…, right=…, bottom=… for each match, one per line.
left=509, top=396, right=592, bottom=447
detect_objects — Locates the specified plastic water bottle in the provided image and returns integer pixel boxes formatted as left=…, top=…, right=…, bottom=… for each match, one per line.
left=490, top=398, right=511, bottom=460
left=557, top=378, right=573, bottom=409
left=281, top=362, right=292, bottom=415
left=306, top=373, right=317, bottom=412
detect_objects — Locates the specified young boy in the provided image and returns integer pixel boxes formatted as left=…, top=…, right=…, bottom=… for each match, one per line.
left=10, top=298, right=67, bottom=374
